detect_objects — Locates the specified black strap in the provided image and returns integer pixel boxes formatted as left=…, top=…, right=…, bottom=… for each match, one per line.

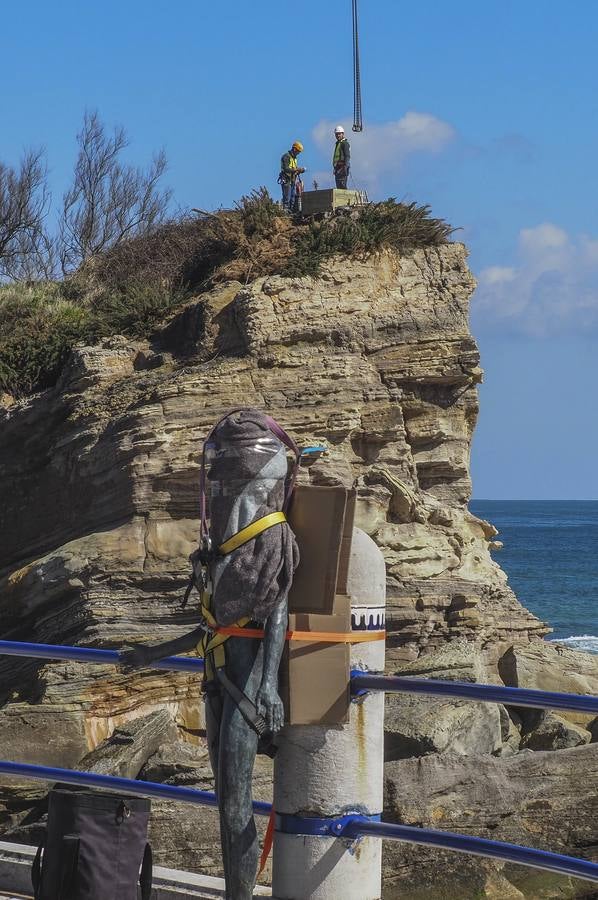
left=216, top=668, right=267, bottom=734
left=215, top=669, right=277, bottom=758
left=139, top=842, right=153, bottom=900
left=32, top=839, right=44, bottom=898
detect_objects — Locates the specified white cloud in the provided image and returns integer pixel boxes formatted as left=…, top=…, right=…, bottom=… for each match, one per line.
left=474, top=223, right=598, bottom=336
left=519, top=223, right=568, bottom=254
left=480, top=266, right=517, bottom=286
left=311, top=112, right=455, bottom=192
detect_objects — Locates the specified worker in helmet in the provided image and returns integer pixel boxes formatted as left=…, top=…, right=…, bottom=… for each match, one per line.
left=332, top=125, right=351, bottom=189
left=278, top=141, right=305, bottom=212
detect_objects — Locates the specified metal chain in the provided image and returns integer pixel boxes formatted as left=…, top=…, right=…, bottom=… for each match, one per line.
left=352, top=0, right=363, bottom=132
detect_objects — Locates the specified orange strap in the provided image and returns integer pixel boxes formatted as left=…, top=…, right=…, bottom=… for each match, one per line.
left=216, top=626, right=386, bottom=643
left=258, top=807, right=276, bottom=879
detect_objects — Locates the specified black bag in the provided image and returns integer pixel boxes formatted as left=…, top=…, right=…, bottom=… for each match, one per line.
left=32, top=789, right=152, bottom=900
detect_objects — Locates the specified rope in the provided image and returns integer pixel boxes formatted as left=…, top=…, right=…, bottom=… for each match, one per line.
left=216, top=627, right=385, bottom=643
left=258, top=808, right=276, bottom=878
left=352, top=0, right=363, bottom=132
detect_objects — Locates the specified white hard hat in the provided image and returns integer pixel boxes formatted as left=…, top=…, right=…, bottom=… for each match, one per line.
left=334, top=125, right=345, bottom=134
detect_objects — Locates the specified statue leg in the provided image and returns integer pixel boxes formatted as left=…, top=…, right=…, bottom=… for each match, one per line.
left=205, top=682, right=223, bottom=794
left=217, top=637, right=264, bottom=900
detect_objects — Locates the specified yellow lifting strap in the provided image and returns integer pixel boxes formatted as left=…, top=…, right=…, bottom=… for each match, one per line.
left=196, top=510, right=288, bottom=679
left=218, top=511, right=287, bottom=556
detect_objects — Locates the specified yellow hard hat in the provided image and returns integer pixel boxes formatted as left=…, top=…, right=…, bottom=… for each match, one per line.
left=292, top=141, right=304, bottom=152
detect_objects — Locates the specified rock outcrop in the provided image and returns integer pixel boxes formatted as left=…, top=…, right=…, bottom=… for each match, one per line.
left=2, top=244, right=593, bottom=896
left=383, top=744, right=598, bottom=899
left=0, top=246, right=547, bottom=762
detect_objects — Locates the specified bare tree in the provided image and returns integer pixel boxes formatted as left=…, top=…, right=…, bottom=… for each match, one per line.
left=59, top=111, right=171, bottom=274
left=3, top=227, right=57, bottom=282
left=0, top=149, right=50, bottom=279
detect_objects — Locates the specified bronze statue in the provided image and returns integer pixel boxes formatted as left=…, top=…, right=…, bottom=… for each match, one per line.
left=120, top=409, right=299, bottom=899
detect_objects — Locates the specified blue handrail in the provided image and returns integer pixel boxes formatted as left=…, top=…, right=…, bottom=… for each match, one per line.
left=0, top=760, right=269, bottom=816
left=0, top=760, right=596, bottom=883
left=0, top=639, right=204, bottom=673
left=350, top=671, right=598, bottom=715
left=2, top=640, right=598, bottom=714
left=339, top=817, right=598, bottom=884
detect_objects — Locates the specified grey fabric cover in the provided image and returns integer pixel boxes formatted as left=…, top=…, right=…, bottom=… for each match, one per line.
left=206, top=409, right=299, bottom=626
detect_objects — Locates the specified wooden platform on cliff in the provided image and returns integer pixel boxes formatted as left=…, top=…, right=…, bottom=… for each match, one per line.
left=300, top=188, right=367, bottom=216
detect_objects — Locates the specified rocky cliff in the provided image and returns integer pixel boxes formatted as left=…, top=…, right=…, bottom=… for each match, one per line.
left=2, top=244, right=595, bottom=898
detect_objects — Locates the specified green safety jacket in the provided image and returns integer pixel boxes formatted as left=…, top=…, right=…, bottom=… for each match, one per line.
left=333, top=138, right=351, bottom=169
left=280, top=151, right=298, bottom=183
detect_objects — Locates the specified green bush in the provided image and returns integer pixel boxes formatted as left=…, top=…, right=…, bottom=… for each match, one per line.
left=0, top=284, right=93, bottom=397
left=285, top=200, right=455, bottom=277
left=236, top=187, right=285, bottom=238
left=0, top=282, right=185, bottom=398
left=90, top=283, right=186, bottom=338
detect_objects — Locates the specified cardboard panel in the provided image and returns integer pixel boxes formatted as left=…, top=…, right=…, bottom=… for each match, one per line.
left=282, top=613, right=351, bottom=725
left=335, top=488, right=356, bottom=596
left=287, top=485, right=348, bottom=614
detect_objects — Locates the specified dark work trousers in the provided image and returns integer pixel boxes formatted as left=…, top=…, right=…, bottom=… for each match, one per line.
left=281, top=179, right=296, bottom=210
left=335, top=167, right=349, bottom=189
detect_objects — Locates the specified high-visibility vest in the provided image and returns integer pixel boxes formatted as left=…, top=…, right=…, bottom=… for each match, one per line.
left=333, top=139, right=347, bottom=166
left=281, top=153, right=298, bottom=180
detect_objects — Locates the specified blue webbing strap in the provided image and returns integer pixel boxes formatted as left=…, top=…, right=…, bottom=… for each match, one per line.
left=276, top=812, right=381, bottom=837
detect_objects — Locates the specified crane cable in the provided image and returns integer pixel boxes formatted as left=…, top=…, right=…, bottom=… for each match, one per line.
left=352, top=0, right=363, bottom=132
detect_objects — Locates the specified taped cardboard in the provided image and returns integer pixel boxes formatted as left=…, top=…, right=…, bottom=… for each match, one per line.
left=283, top=485, right=355, bottom=725
left=282, top=613, right=351, bottom=725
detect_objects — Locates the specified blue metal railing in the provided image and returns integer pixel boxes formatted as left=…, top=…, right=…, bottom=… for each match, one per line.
left=0, top=759, right=268, bottom=817
left=0, top=639, right=204, bottom=674
left=1, top=639, right=598, bottom=883
left=3, top=639, right=598, bottom=715
left=350, top=671, right=598, bottom=715
left=0, top=760, right=596, bottom=883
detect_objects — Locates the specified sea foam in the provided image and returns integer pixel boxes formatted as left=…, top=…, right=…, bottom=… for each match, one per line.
left=550, top=635, right=598, bottom=654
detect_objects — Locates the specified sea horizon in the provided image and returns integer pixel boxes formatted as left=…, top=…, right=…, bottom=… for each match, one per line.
left=470, top=500, right=598, bottom=655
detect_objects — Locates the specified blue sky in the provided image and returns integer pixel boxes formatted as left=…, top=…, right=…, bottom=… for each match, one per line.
left=2, top=0, right=597, bottom=498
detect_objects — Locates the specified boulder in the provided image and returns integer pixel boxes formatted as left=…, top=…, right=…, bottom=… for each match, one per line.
left=383, top=743, right=598, bottom=899
left=390, top=638, right=488, bottom=683
left=385, top=641, right=505, bottom=760
left=520, top=713, right=591, bottom=751
left=499, top=642, right=598, bottom=728
left=497, top=705, right=521, bottom=756
left=79, top=708, right=178, bottom=778
left=141, top=740, right=211, bottom=784
left=385, top=694, right=502, bottom=760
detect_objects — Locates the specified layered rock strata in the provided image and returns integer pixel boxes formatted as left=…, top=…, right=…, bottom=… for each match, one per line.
left=0, top=244, right=571, bottom=896
left=0, top=246, right=546, bottom=757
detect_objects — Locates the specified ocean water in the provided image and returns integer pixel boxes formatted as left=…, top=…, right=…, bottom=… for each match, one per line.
left=470, top=500, right=598, bottom=654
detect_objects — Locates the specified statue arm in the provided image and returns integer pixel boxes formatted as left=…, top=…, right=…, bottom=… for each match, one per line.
left=255, top=596, right=288, bottom=734
left=119, top=626, right=206, bottom=671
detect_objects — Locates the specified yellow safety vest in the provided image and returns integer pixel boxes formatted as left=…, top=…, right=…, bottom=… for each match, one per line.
left=333, top=140, right=346, bottom=166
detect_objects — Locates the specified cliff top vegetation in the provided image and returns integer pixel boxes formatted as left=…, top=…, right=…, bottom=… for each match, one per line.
left=0, top=189, right=454, bottom=400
